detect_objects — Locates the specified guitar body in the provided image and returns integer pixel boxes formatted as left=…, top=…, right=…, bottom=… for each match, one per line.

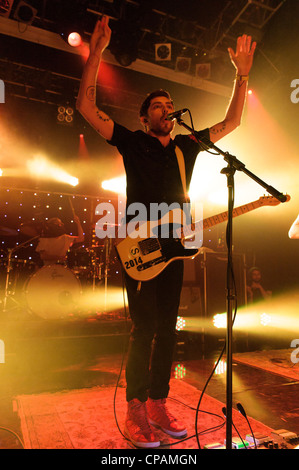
left=115, top=211, right=198, bottom=281
left=115, top=195, right=290, bottom=281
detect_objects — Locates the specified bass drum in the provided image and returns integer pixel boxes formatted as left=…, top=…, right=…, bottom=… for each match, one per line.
left=25, top=264, right=82, bottom=319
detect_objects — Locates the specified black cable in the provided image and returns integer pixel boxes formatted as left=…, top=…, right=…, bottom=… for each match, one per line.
left=112, top=264, right=131, bottom=441
left=0, top=426, right=25, bottom=449
left=236, top=402, right=258, bottom=449
left=222, top=407, right=249, bottom=449
left=161, top=396, right=226, bottom=448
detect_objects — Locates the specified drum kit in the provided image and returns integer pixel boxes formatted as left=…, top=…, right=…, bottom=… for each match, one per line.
left=0, top=221, right=118, bottom=320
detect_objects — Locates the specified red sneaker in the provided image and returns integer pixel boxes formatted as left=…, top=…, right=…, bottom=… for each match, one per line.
left=124, top=399, right=160, bottom=448
left=147, top=398, right=187, bottom=438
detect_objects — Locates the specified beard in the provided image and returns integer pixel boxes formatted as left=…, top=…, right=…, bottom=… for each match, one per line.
left=149, top=119, right=174, bottom=136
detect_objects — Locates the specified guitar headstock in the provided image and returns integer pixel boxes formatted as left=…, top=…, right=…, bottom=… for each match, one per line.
left=258, top=194, right=291, bottom=206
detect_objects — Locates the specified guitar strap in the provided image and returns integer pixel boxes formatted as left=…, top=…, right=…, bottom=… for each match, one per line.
left=136, top=146, right=189, bottom=292
left=175, top=145, right=189, bottom=203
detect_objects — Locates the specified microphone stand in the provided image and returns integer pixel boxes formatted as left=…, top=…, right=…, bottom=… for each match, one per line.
left=175, top=116, right=288, bottom=449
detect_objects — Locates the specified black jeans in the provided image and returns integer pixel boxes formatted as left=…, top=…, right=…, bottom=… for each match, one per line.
left=125, top=260, right=184, bottom=402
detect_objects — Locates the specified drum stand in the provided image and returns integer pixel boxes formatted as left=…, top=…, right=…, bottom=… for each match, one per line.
left=2, top=236, right=39, bottom=315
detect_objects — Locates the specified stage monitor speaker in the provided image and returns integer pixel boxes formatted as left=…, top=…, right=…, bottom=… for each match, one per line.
left=179, top=285, right=202, bottom=317
left=201, top=251, right=246, bottom=317
left=179, top=256, right=203, bottom=317
left=179, top=251, right=246, bottom=318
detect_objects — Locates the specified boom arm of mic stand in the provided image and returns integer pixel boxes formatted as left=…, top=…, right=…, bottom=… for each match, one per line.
left=176, top=117, right=288, bottom=203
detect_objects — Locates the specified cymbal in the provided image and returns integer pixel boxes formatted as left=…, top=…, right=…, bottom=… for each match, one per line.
left=0, top=225, right=18, bottom=236
left=19, top=221, right=43, bottom=237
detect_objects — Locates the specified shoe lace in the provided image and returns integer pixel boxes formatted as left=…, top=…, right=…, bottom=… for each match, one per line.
left=154, top=399, right=177, bottom=423
left=130, top=401, right=152, bottom=431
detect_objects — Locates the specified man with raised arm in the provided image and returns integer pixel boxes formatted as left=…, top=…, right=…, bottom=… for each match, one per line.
left=77, top=16, right=256, bottom=449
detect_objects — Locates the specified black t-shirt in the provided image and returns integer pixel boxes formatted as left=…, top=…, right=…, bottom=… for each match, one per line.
left=108, top=122, right=210, bottom=221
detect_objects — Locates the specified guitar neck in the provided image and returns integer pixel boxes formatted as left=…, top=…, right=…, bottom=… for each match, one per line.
left=182, top=199, right=263, bottom=239
left=203, top=199, right=262, bottom=229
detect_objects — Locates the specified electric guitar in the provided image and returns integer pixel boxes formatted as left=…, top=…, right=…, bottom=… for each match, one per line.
left=115, top=195, right=290, bottom=281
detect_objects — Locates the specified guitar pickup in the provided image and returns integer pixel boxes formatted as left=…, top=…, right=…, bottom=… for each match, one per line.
left=138, top=238, right=161, bottom=255
left=137, top=256, right=166, bottom=271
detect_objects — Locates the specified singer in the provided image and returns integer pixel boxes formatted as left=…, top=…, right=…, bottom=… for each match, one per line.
left=77, top=16, right=256, bottom=449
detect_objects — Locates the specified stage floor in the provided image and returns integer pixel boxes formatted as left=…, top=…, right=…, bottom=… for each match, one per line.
left=0, top=315, right=299, bottom=450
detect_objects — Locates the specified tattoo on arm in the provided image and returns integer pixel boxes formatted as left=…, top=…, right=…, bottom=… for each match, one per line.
left=86, top=86, right=96, bottom=101
left=96, top=110, right=111, bottom=122
left=210, top=121, right=226, bottom=134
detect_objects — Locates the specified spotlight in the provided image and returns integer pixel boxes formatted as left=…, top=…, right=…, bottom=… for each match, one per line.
left=175, top=57, right=191, bottom=74
left=214, top=360, right=227, bottom=375
left=176, top=316, right=186, bottom=332
left=57, top=105, right=74, bottom=125
left=213, top=313, right=226, bottom=329
left=260, top=313, right=272, bottom=326
left=101, top=176, right=126, bottom=196
left=67, top=31, right=82, bottom=47
left=114, top=51, right=137, bottom=67
left=60, top=29, right=78, bottom=47
left=174, top=364, right=186, bottom=380
left=195, top=63, right=211, bottom=79
left=27, top=155, right=79, bottom=187
left=13, top=0, right=37, bottom=24
left=248, top=89, right=253, bottom=95
left=155, top=43, right=171, bottom=61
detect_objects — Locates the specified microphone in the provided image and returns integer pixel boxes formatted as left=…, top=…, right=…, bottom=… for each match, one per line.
left=165, top=108, right=188, bottom=121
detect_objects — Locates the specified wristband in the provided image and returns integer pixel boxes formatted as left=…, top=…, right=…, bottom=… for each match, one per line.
left=236, top=74, right=249, bottom=82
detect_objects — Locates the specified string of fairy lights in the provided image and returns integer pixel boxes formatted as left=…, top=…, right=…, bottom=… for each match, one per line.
left=0, top=187, right=121, bottom=258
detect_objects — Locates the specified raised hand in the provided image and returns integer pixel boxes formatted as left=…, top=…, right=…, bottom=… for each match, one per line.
left=89, top=16, right=111, bottom=59
left=228, top=34, right=256, bottom=75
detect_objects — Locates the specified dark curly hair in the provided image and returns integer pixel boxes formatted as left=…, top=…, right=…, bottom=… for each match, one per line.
left=139, top=89, right=173, bottom=118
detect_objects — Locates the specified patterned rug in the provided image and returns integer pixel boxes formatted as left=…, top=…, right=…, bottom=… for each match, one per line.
left=16, top=378, right=274, bottom=449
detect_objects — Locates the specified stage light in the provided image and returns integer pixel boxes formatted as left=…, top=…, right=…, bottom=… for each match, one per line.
left=101, top=176, right=126, bottom=196
left=195, top=63, right=211, bottom=80
left=68, top=32, right=82, bottom=47
left=260, top=312, right=272, bottom=326
left=58, top=1, right=86, bottom=50
left=175, top=57, right=191, bottom=74
left=248, top=89, right=253, bottom=95
left=214, top=360, right=227, bottom=375
left=13, top=1, right=37, bottom=25
left=176, top=316, right=186, bottom=332
left=155, top=43, right=171, bottom=61
left=26, top=155, right=79, bottom=187
left=78, top=133, right=89, bottom=160
left=213, top=313, right=227, bottom=329
left=57, top=105, right=74, bottom=125
left=79, top=286, right=128, bottom=314
left=174, top=364, right=186, bottom=380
